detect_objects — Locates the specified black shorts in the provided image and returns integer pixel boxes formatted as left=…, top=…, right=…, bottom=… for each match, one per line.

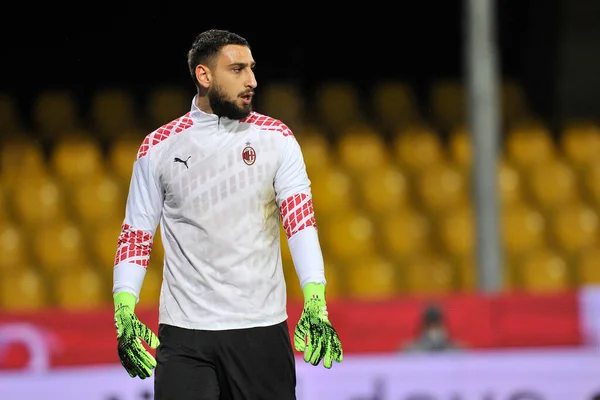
left=154, top=321, right=297, bottom=400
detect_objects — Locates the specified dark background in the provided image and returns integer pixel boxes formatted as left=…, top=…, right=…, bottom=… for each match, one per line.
left=2, top=1, right=553, bottom=122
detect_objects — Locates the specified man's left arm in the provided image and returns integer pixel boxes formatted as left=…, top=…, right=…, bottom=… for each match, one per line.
left=274, top=131, right=343, bottom=369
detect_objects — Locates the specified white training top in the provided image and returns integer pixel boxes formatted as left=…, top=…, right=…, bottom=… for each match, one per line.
left=112, top=97, right=326, bottom=330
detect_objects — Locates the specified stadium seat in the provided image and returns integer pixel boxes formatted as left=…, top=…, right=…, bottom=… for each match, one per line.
left=89, top=218, right=123, bottom=269
left=403, top=252, right=456, bottom=295
left=108, top=137, right=142, bottom=187
left=526, top=157, right=579, bottom=213
left=257, top=82, right=305, bottom=130
left=548, top=201, right=599, bottom=256
left=504, top=122, right=556, bottom=171
left=356, top=163, right=411, bottom=216
left=560, top=120, right=600, bottom=171
left=53, top=266, right=106, bottom=309
left=313, top=81, right=366, bottom=134
left=575, top=246, right=600, bottom=285
left=429, top=80, right=465, bottom=132
left=502, top=202, right=547, bottom=257
left=138, top=264, right=163, bottom=308
left=453, top=253, right=477, bottom=292
left=146, top=85, right=191, bottom=128
left=448, top=126, right=471, bottom=170
left=501, top=80, right=531, bottom=128
left=437, top=204, right=475, bottom=259
left=50, top=135, right=105, bottom=185
left=0, top=222, right=29, bottom=274
left=310, top=166, right=357, bottom=217
left=393, top=124, right=445, bottom=173
left=370, top=81, right=420, bottom=132
left=0, top=268, right=48, bottom=310
left=149, top=228, right=165, bottom=270
left=516, top=248, right=571, bottom=293
left=11, top=173, right=67, bottom=230
left=0, top=138, right=47, bottom=190
left=379, top=207, right=432, bottom=260
left=413, top=160, right=469, bottom=216
left=321, top=211, right=376, bottom=262
left=70, top=172, right=125, bottom=229
left=0, top=93, right=23, bottom=135
left=32, top=89, right=80, bottom=139
left=90, top=88, right=139, bottom=140
left=296, top=134, right=333, bottom=176
left=345, top=255, right=399, bottom=299
left=32, top=220, right=87, bottom=275
left=498, top=158, right=525, bottom=207
left=336, top=124, right=391, bottom=176
left=583, top=159, right=600, bottom=208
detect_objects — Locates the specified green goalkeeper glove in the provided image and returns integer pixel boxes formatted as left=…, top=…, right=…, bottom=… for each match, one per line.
left=113, top=292, right=160, bottom=379
left=294, top=282, right=343, bottom=368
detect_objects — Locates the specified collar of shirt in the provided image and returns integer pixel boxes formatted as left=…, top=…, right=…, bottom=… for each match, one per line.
left=189, top=95, right=240, bottom=133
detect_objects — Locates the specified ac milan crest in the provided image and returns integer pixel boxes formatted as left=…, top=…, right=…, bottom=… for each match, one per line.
left=242, top=142, right=256, bottom=165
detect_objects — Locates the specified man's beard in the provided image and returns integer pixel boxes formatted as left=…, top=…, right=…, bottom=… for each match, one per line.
left=208, top=84, right=252, bottom=120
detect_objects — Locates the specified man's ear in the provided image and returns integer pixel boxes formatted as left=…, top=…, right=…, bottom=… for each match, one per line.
left=195, top=64, right=211, bottom=89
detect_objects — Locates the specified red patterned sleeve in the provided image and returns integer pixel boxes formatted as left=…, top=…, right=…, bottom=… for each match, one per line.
left=114, top=224, right=154, bottom=268
left=280, top=193, right=317, bottom=239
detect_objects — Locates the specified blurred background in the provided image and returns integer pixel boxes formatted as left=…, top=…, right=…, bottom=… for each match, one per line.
left=1, top=0, right=600, bottom=398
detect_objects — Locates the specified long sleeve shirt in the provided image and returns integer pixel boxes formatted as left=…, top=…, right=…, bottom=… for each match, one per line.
left=112, top=98, right=326, bottom=330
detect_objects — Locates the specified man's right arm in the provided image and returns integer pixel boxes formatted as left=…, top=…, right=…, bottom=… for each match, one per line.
left=113, top=150, right=164, bottom=307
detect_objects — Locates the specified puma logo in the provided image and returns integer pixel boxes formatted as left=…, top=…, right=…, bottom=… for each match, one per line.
left=174, top=155, right=191, bottom=169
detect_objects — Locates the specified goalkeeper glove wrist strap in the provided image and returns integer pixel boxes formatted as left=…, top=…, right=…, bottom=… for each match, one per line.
left=302, top=282, right=325, bottom=302
left=114, top=291, right=137, bottom=311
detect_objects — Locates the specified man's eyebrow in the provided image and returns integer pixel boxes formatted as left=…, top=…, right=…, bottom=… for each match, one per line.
left=229, top=62, right=256, bottom=68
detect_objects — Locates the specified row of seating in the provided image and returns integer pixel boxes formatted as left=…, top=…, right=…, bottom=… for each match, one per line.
left=0, top=79, right=533, bottom=145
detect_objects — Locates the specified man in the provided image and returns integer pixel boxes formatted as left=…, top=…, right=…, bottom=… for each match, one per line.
left=112, top=29, right=343, bottom=399
left=400, top=303, right=464, bottom=353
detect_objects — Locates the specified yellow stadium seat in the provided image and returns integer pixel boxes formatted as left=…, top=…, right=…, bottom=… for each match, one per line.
left=257, top=82, right=305, bottom=130
left=516, top=248, right=571, bottom=293
left=393, top=125, right=445, bottom=173
left=149, top=228, right=165, bottom=270
left=0, top=222, right=29, bottom=274
left=0, top=93, right=23, bottom=135
left=70, top=173, right=125, bottom=228
left=314, top=81, right=366, bottom=134
left=323, top=260, right=343, bottom=300
left=498, top=158, right=525, bottom=207
left=560, top=120, right=600, bottom=171
left=549, top=202, right=599, bottom=256
left=147, top=85, right=191, bottom=128
left=50, top=135, right=105, bottom=185
left=0, top=182, right=7, bottom=223
left=321, top=211, right=376, bottom=262
left=89, top=218, right=123, bottom=269
left=371, top=81, right=420, bottom=132
left=414, top=160, right=469, bottom=216
left=430, top=80, right=465, bottom=132
left=336, top=125, right=391, bottom=176
left=583, top=160, right=600, bottom=208
left=356, top=164, right=411, bottom=216
left=526, top=157, right=579, bottom=213
left=297, top=134, right=333, bottom=176
left=504, top=123, right=556, bottom=171
left=53, top=266, right=106, bottom=309
left=575, top=246, right=600, bottom=285
left=501, top=80, right=531, bottom=128
left=108, top=137, right=142, bottom=186
left=448, top=126, right=472, bottom=170
left=310, top=166, right=357, bottom=217
left=345, top=255, right=398, bottom=299
left=32, top=220, right=87, bottom=275
left=502, top=203, right=547, bottom=257
left=453, top=253, right=477, bottom=292
left=0, top=138, right=47, bottom=190
left=11, top=173, right=67, bottom=229
left=0, top=268, right=48, bottom=310
left=138, top=265, right=163, bottom=308
left=379, top=208, right=432, bottom=260
left=403, top=252, right=456, bottom=295
left=32, top=90, right=80, bottom=138
left=91, top=88, right=139, bottom=139
left=438, top=204, right=475, bottom=259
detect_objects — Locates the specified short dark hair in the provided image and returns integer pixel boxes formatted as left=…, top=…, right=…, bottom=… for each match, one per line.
left=187, top=29, right=250, bottom=87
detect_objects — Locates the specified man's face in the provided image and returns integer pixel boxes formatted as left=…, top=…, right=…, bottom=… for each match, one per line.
left=207, top=44, right=257, bottom=120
